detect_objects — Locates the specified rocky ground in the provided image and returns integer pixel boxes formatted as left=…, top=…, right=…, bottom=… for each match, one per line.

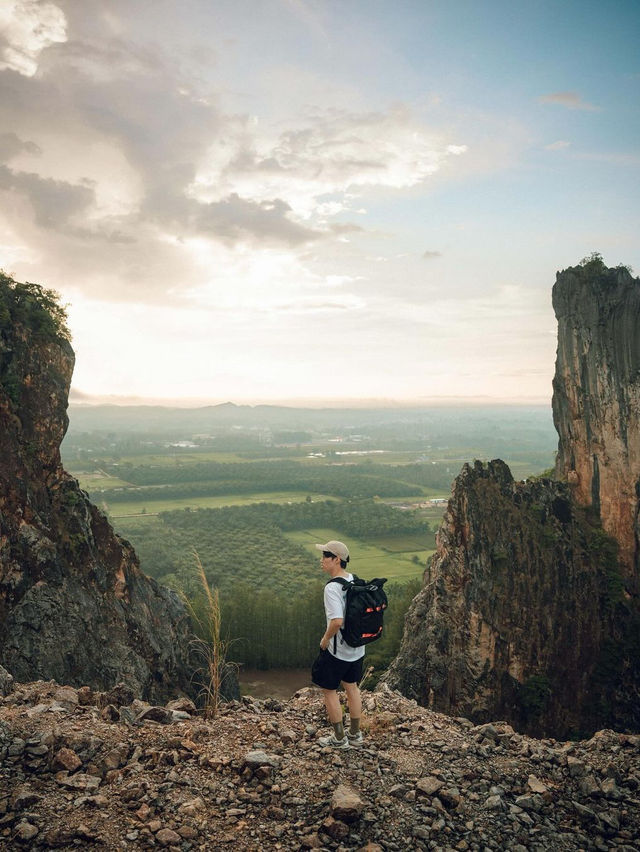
left=1, top=674, right=639, bottom=851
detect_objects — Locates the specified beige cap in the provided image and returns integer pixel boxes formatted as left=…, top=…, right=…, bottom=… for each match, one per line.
left=315, top=540, right=350, bottom=562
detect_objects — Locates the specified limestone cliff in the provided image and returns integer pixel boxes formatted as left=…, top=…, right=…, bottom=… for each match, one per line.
left=385, top=260, right=640, bottom=737
left=0, top=274, right=197, bottom=700
left=553, top=258, right=640, bottom=586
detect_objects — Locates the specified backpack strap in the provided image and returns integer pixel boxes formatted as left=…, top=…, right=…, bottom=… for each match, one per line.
left=326, top=577, right=353, bottom=654
left=327, top=577, right=351, bottom=589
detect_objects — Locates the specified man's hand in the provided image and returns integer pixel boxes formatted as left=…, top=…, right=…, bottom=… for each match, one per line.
left=320, top=618, right=342, bottom=652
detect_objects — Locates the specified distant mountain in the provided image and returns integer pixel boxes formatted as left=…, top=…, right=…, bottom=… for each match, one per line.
left=64, top=400, right=557, bottom=455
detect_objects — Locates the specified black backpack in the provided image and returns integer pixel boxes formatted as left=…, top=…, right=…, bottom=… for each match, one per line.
left=328, top=575, right=388, bottom=648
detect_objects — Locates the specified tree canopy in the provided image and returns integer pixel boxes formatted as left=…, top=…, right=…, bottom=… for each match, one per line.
left=0, top=271, right=71, bottom=343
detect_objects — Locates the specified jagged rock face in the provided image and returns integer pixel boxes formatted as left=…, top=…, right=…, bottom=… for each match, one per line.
left=386, top=260, right=640, bottom=737
left=552, top=262, right=640, bottom=586
left=0, top=285, right=198, bottom=700
left=385, top=460, right=640, bottom=737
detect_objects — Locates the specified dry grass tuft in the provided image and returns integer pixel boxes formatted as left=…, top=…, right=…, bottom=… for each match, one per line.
left=183, top=550, right=238, bottom=718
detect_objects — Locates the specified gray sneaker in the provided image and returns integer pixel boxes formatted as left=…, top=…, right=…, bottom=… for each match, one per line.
left=318, top=733, right=350, bottom=749
left=347, top=731, right=364, bottom=746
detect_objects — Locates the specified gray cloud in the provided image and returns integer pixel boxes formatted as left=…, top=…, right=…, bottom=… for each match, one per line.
left=0, top=164, right=94, bottom=227
left=537, top=91, right=599, bottom=111
left=0, top=132, right=41, bottom=162
left=328, top=222, right=364, bottom=236
left=0, top=20, right=327, bottom=296
left=422, top=250, right=442, bottom=259
left=189, top=194, right=321, bottom=245
left=71, top=227, right=137, bottom=244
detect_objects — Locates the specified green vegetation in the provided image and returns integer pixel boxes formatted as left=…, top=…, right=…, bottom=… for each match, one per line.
left=519, top=673, right=552, bottom=722
left=61, top=400, right=556, bottom=682
left=218, top=581, right=325, bottom=669
left=93, top=459, right=435, bottom=501
left=577, top=251, right=634, bottom=283
left=0, top=271, right=70, bottom=343
left=117, top=498, right=433, bottom=595
left=188, top=574, right=421, bottom=674
left=114, top=498, right=433, bottom=675
left=107, top=492, right=335, bottom=517
left=0, top=272, right=71, bottom=408
left=579, top=251, right=605, bottom=270
left=586, top=526, right=624, bottom=607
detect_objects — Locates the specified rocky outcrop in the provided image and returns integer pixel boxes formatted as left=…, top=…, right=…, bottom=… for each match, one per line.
left=385, top=260, right=640, bottom=737
left=385, top=460, right=639, bottom=736
left=0, top=275, right=198, bottom=700
left=553, top=259, right=640, bottom=586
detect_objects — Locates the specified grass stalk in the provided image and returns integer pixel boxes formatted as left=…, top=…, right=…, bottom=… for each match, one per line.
left=182, top=549, right=237, bottom=718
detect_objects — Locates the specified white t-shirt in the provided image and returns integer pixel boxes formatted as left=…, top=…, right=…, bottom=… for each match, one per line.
left=324, top=573, right=365, bottom=662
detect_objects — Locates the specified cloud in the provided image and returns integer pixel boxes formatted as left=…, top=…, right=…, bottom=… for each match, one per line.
left=270, top=296, right=365, bottom=314
left=188, top=193, right=321, bottom=246
left=0, top=0, right=67, bottom=76
left=189, top=107, right=467, bottom=220
left=0, top=31, right=355, bottom=259
left=422, top=250, right=442, bottom=259
left=0, top=164, right=94, bottom=227
left=0, top=131, right=41, bottom=161
left=0, top=2, right=469, bottom=308
left=544, top=140, right=571, bottom=151
left=537, top=92, right=599, bottom=111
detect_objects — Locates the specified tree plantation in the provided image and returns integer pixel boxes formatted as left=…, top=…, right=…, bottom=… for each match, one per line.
left=115, top=499, right=432, bottom=679
left=90, top=458, right=457, bottom=502
left=185, top=578, right=421, bottom=675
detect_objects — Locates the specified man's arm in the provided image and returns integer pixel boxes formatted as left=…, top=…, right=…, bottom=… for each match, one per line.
left=320, top=618, right=343, bottom=650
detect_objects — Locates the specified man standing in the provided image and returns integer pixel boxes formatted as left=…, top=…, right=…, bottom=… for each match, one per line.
left=311, top=540, right=364, bottom=748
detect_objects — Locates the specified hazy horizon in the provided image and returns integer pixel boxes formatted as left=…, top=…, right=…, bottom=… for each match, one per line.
left=68, top=389, right=553, bottom=410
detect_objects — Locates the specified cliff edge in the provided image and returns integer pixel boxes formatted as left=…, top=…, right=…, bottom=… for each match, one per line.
left=0, top=273, right=197, bottom=700
left=1, top=674, right=639, bottom=849
left=384, top=260, right=640, bottom=737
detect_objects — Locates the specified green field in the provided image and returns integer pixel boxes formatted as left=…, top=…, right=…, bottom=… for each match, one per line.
left=76, top=472, right=133, bottom=490
left=68, top=451, right=253, bottom=471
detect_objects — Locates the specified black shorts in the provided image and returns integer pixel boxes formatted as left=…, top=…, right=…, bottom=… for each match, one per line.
left=311, top=649, right=364, bottom=691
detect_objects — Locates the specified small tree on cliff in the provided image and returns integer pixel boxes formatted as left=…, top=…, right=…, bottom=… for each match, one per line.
left=579, top=252, right=605, bottom=271
left=0, top=271, right=71, bottom=343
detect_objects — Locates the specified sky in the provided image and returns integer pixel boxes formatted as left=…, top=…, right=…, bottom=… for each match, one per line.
left=1, top=0, right=639, bottom=406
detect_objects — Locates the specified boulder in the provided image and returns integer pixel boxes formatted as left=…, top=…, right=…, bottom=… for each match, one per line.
left=330, top=784, right=365, bottom=824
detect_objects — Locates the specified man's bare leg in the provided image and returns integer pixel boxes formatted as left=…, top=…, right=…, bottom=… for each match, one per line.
left=343, top=680, right=361, bottom=734
left=322, top=688, right=344, bottom=738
